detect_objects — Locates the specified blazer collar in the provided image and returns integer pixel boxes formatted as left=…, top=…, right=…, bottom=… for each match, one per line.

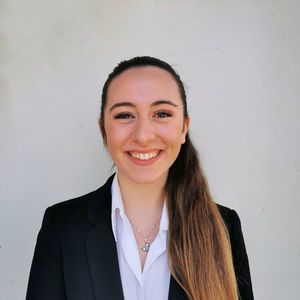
left=85, top=173, right=187, bottom=300
left=86, top=174, right=124, bottom=300
left=86, top=174, right=115, bottom=225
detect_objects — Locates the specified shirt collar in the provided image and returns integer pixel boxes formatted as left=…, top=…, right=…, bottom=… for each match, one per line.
left=111, top=173, right=169, bottom=242
left=160, top=201, right=168, bottom=231
left=111, top=173, right=125, bottom=242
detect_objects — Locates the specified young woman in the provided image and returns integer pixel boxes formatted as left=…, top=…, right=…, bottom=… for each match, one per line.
left=26, top=56, right=254, bottom=300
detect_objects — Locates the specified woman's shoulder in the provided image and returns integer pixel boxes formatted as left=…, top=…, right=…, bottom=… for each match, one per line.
left=46, top=187, right=101, bottom=219
left=52, top=175, right=114, bottom=211
left=216, top=203, right=242, bottom=235
left=217, top=203, right=239, bottom=219
left=43, top=175, right=114, bottom=227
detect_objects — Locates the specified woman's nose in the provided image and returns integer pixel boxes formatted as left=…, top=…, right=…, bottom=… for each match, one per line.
left=133, top=118, right=156, bottom=145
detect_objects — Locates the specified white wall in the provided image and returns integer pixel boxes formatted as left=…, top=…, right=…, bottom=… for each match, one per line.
left=1, top=1, right=299, bottom=299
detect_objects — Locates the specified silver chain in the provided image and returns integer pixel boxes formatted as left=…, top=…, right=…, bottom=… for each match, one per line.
left=128, top=217, right=161, bottom=253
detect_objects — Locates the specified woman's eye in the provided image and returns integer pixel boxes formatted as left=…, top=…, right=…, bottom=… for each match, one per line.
left=114, top=113, right=134, bottom=119
left=155, top=111, right=172, bottom=118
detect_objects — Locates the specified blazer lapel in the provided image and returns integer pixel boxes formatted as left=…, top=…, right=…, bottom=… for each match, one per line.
left=86, top=175, right=124, bottom=300
left=86, top=222, right=124, bottom=300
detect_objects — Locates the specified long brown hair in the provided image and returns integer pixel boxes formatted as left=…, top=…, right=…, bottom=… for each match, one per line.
left=100, top=56, right=238, bottom=300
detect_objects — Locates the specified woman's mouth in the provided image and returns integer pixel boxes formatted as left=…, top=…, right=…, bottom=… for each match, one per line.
left=128, top=150, right=160, bottom=161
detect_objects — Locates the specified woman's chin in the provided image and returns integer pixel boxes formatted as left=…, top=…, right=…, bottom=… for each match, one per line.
left=118, top=170, right=168, bottom=187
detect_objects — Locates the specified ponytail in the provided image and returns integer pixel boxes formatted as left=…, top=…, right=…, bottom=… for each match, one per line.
left=166, top=134, right=238, bottom=300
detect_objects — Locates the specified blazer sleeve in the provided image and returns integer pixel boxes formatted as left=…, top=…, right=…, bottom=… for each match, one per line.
left=26, top=207, right=67, bottom=300
left=228, top=209, right=254, bottom=300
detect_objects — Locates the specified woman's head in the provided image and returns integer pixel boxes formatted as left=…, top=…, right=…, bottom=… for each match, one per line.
left=100, top=56, right=190, bottom=186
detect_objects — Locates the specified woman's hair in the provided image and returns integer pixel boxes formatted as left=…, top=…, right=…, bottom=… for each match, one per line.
left=100, top=56, right=238, bottom=300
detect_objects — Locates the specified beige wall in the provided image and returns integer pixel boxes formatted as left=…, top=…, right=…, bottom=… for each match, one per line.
left=1, top=1, right=299, bottom=299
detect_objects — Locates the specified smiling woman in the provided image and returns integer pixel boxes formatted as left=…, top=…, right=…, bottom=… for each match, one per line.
left=102, top=66, right=189, bottom=187
left=26, top=57, right=254, bottom=300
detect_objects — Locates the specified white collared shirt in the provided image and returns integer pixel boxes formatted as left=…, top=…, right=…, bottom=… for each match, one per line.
left=111, top=174, right=170, bottom=300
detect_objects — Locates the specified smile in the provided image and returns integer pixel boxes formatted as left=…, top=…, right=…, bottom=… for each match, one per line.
left=128, top=150, right=160, bottom=161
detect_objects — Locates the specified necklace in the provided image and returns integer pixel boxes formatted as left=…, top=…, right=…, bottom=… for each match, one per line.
left=128, top=217, right=161, bottom=253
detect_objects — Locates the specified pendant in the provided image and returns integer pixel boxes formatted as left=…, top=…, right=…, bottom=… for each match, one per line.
left=141, top=239, right=150, bottom=253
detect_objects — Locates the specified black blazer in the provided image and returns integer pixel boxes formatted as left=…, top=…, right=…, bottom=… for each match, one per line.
left=26, top=175, right=254, bottom=300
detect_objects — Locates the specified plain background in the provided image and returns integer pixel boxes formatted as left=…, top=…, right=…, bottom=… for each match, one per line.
left=1, top=1, right=299, bottom=299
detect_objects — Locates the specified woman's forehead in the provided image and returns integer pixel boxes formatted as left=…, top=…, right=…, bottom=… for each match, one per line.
left=106, top=66, right=182, bottom=105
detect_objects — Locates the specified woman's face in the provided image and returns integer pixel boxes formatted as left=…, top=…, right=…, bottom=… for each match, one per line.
left=103, top=66, right=189, bottom=186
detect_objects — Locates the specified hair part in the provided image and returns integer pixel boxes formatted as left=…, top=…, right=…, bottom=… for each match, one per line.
left=100, top=56, right=238, bottom=300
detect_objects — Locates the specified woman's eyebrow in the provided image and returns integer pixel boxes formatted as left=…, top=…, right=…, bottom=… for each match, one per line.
left=151, top=100, right=178, bottom=107
left=109, top=101, right=135, bottom=112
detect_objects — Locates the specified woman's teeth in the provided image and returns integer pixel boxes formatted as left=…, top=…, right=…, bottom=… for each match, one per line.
left=129, top=151, right=159, bottom=161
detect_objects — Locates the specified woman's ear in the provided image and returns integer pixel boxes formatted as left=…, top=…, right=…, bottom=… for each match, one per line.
left=99, top=120, right=107, bottom=146
left=181, top=116, right=190, bottom=144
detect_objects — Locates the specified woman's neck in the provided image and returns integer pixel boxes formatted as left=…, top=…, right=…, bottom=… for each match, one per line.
left=117, top=173, right=165, bottom=223
left=116, top=172, right=166, bottom=270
